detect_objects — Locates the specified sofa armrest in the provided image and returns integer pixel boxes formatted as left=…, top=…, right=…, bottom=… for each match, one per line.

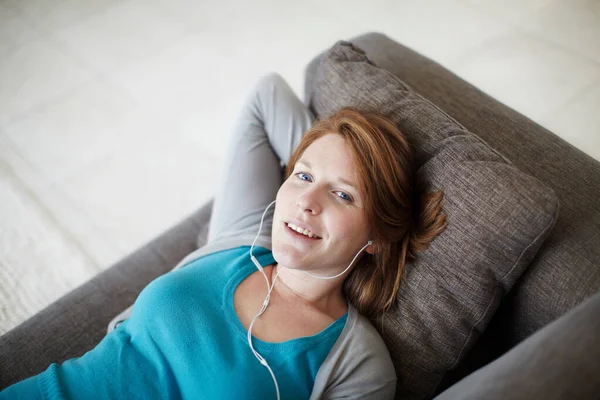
left=0, top=200, right=213, bottom=389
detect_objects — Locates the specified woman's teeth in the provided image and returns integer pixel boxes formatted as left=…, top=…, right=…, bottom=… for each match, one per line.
left=286, top=222, right=319, bottom=238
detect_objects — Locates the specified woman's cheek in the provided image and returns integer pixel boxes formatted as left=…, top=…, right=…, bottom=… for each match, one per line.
left=276, top=182, right=291, bottom=202
left=331, top=212, right=360, bottom=237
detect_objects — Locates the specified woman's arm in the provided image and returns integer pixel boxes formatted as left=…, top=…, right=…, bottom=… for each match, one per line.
left=207, top=72, right=315, bottom=243
left=0, top=322, right=175, bottom=399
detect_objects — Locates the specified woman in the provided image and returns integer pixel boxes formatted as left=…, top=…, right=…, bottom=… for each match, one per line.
left=0, top=73, right=447, bottom=399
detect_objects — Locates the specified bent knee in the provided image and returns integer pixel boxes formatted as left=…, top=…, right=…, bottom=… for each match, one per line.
left=258, top=71, right=285, bottom=86
left=253, top=71, right=289, bottom=97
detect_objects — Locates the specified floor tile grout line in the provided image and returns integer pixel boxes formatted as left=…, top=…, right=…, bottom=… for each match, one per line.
left=2, top=71, right=100, bottom=129
left=6, top=0, right=122, bottom=40
left=537, top=76, right=600, bottom=125
left=5, top=0, right=192, bottom=85
left=53, top=0, right=194, bottom=75
left=2, top=133, right=129, bottom=269
left=0, top=6, right=107, bottom=128
left=44, top=183, right=129, bottom=267
left=523, top=31, right=600, bottom=70
left=0, top=133, right=51, bottom=189
left=1, top=43, right=139, bottom=132
left=456, top=0, right=600, bottom=69
left=0, top=157, right=101, bottom=271
left=0, top=0, right=43, bottom=59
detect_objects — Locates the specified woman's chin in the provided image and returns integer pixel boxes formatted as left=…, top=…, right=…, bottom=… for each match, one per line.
left=271, top=244, right=307, bottom=270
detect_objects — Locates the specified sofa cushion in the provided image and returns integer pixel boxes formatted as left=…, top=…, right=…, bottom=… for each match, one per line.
left=309, top=41, right=560, bottom=400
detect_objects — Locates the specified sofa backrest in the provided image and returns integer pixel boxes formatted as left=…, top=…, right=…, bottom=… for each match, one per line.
left=304, top=32, right=600, bottom=391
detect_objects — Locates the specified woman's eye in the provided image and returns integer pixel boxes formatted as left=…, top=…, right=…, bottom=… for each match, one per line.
left=295, top=172, right=312, bottom=182
left=336, top=192, right=352, bottom=202
left=294, top=172, right=352, bottom=202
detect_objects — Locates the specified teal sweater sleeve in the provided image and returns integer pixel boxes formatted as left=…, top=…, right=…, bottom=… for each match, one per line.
left=1, top=246, right=347, bottom=400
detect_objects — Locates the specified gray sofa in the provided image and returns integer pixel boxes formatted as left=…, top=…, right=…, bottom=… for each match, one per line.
left=1, top=32, right=599, bottom=398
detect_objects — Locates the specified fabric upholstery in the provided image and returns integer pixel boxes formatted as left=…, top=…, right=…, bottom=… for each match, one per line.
left=307, top=40, right=560, bottom=400
left=304, top=33, right=600, bottom=393
left=433, top=290, right=600, bottom=400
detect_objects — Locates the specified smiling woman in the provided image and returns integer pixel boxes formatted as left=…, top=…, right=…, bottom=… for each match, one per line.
left=281, top=107, right=448, bottom=319
left=0, top=72, right=446, bottom=400
left=272, top=133, right=376, bottom=279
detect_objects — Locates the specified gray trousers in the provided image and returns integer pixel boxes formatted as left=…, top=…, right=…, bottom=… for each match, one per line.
left=207, top=72, right=315, bottom=243
left=212, top=72, right=600, bottom=399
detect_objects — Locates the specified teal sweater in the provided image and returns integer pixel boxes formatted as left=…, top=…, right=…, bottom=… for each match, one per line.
left=1, top=246, right=348, bottom=400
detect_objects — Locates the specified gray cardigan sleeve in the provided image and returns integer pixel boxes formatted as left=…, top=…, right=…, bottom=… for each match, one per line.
left=353, top=381, right=396, bottom=399
left=310, top=306, right=397, bottom=399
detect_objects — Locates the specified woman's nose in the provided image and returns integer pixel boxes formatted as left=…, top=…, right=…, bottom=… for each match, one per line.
left=297, top=189, right=322, bottom=215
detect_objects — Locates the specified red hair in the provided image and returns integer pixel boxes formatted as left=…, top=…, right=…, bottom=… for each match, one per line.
left=286, top=107, right=448, bottom=318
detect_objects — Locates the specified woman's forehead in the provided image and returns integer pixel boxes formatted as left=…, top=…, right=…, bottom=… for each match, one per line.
left=303, top=134, right=351, bottom=160
left=300, top=135, right=359, bottom=184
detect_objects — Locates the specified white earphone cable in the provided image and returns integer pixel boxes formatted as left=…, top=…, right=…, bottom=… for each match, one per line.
left=249, top=200, right=281, bottom=400
left=302, top=240, right=372, bottom=280
left=248, top=199, right=373, bottom=399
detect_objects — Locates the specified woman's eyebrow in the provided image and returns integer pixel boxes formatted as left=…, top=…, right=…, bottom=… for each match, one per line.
left=338, top=177, right=358, bottom=191
left=297, top=159, right=312, bottom=168
left=297, top=159, right=358, bottom=191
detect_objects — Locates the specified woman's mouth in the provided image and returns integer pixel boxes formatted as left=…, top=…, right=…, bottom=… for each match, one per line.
left=285, top=222, right=321, bottom=240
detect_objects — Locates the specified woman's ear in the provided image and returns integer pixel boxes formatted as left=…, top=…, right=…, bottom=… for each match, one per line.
left=365, top=240, right=378, bottom=255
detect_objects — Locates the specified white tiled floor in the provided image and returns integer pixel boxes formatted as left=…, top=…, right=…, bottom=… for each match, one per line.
left=0, top=0, right=599, bottom=334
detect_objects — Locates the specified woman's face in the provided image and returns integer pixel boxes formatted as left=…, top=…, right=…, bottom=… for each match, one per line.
left=272, top=134, right=375, bottom=276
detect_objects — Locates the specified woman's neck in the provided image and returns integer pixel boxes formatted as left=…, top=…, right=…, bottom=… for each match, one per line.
left=269, top=264, right=348, bottom=319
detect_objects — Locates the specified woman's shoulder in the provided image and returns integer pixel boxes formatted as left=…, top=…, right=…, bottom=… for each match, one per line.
left=310, top=306, right=397, bottom=399
left=174, top=235, right=273, bottom=271
left=344, top=307, right=396, bottom=372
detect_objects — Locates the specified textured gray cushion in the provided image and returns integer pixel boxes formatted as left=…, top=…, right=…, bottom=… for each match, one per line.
left=310, top=41, right=560, bottom=400
left=304, top=32, right=600, bottom=393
